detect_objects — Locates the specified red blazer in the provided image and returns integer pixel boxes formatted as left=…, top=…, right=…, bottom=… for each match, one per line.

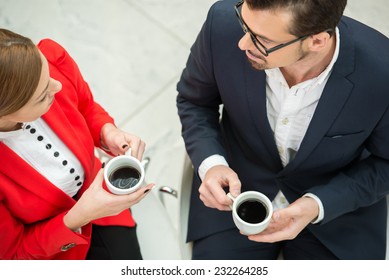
left=0, top=39, right=135, bottom=259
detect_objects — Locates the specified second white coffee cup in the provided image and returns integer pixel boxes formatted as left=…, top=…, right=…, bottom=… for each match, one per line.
left=228, top=191, right=273, bottom=235
left=104, top=155, right=145, bottom=195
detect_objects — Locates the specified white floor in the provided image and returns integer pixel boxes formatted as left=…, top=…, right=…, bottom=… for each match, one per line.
left=1, top=0, right=388, bottom=260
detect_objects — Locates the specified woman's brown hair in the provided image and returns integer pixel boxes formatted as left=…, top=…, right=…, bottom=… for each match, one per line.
left=0, top=29, right=42, bottom=117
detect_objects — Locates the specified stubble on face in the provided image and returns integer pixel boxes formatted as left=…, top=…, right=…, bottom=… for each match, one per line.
left=246, top=50, right=268, bottom=70
left=246, top=42, right=309, bottom=71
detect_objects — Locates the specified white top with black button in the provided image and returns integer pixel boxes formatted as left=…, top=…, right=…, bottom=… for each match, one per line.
left=0, top=117, right=85, bottom=197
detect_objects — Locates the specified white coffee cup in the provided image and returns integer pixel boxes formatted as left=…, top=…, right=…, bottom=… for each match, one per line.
left=103, top=153, right=145, bottom=195
left=227, top=191, right=273, bottom=235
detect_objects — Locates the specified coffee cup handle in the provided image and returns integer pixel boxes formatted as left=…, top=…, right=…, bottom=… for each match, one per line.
left=125, top=147, right=132, bottom=156
left=227, top=193, right=235, bottom=210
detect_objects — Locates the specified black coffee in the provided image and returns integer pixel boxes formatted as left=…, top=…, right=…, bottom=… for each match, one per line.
left=109, top=166, right=140, bottom=189
left=237, top=199, right=268, bottom=224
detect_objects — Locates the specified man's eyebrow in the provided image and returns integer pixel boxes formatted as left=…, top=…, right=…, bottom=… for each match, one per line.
left=243, top=17, right=276, bottom=43
left=35, top=79, right=50, bottom=101
left=254, top=31, right=275, bottom=42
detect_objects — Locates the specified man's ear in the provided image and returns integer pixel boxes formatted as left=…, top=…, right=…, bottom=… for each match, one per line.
left=307, top=31, right=332, bottom=51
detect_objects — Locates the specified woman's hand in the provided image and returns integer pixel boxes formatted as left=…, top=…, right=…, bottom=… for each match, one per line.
left=100, top=123, right=145, bottom=160
left=63, top=169, right=154, bottom=231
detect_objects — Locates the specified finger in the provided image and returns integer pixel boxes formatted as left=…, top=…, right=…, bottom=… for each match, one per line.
left=121, top=183, right=155, bottom=205
left=142, top=183, right=155, bottom=194
left=90, top=168, right=105, bottom=190
left=247, top=232, right=285, bottom=243
left=199, top=183, right=230, bottom=211
left=226, top=193, right=234, bottom=207
left=203, top=174, right=234, bottom=209
left=228, top=181, right=241, bottom=197
left=200, top=194, right=230, bottom=211
left=265, top=211, right=291, bottom=234
left=226, top=174, right=241, bottom=198
left=123, top=136, right=140, bottom=158
left=121, top=144, right=130, bottom=155
left=246, top=222, right=287, bottom=243
left=119, top=134, right=132, bottom=155
left=199, top=183, right=217, bottom=207
left=131, top=140, right=145, bottom=160
left=136, top=140, right=146, bottom=160
left=248, top=227, right=293, bottom=243
left=108, top=134, right=128, bottom=156
left=248, top=209, right=305, bottom=243
left=205, top=179, right=230, bottom=206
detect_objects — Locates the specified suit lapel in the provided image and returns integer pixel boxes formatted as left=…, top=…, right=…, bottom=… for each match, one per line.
left=243, top=60, right=283, bottom=170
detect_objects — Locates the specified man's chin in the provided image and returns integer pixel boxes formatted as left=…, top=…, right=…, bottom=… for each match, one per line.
left=247, top=57, right=267, bottom=71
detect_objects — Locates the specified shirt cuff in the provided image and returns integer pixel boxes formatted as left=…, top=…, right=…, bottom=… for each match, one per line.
left=198, top=155, right=229, bottom=181
left=303, top=193, right=324, bottom=224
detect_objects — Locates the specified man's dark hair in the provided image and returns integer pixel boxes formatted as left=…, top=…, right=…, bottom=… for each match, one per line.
left=245, top=0, right=347, bottom=36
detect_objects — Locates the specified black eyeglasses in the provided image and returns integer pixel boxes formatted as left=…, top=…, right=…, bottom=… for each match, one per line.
left=234, top=1, right=311, bottom=57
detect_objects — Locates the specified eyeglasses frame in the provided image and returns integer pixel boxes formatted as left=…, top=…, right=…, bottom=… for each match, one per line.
left=234, top=0, right=311, bottom=57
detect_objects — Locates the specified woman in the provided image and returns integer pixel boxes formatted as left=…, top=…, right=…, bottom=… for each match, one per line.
left=0, top=28, right=154, bottom=260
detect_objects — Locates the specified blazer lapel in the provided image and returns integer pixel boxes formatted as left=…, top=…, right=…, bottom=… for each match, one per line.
left=243, top=60, right=283, bottom=170
left=42, top=100, right=91, bottom=177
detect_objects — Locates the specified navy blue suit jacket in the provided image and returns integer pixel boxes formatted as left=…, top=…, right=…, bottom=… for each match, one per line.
left=177, top=0, right=389, bottom=259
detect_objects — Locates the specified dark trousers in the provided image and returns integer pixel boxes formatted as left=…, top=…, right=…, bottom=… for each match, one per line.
left=192, top=227, right=338, bottom=260
left=86, top=225, right=142, bottom=260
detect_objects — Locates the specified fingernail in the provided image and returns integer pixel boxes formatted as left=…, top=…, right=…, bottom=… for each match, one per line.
left=101, top=162, right=106, bottom=168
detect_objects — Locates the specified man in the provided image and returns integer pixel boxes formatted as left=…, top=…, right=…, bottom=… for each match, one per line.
left=177, top=0, right=389, bottom=259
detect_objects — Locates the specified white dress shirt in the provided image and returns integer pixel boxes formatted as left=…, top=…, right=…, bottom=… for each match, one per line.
left=199, top=28, right=340, bottom=223
left=0, top=117, right=85, bottom=197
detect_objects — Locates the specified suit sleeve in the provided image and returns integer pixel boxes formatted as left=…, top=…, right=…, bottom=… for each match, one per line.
left=309, top=102, right=389, bottom=224
left=0, top=201, right=89, bottom=259
left=176, top=3, right=227, bottom=171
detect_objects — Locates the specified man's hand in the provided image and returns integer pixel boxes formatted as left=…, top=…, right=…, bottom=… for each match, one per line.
left=199, top=165, right=241, bottom=211
left=247, top=196, right=319, bottom=242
